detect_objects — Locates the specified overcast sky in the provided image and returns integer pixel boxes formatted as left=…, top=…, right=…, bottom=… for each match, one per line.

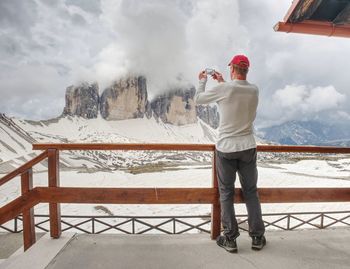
left=1, top=0, right=350, bottom=128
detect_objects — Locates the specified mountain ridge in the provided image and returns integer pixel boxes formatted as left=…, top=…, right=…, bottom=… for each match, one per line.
left=258, top=120, right=350, bottom=146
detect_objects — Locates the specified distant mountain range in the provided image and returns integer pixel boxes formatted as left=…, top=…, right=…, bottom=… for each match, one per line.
left=258, top=120, right=350, bottom=146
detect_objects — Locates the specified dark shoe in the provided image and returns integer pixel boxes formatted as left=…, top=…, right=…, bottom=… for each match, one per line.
left=216, top=235, right=237, bottom=253
left=251, top=235, right=266, bottom=250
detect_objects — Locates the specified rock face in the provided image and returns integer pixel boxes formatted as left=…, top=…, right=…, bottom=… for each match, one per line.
left=62, top=82, right=99, bottom=119
left=151, top=87, right=197, bottom=126
left=61, top=76, right=220, bottom=129
left=196, top=105, right=220, bottom=129
left=100, top=76, right=150, bottom=120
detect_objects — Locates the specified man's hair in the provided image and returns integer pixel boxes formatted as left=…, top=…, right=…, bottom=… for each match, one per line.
left=232, top=64, right=248, bottom=76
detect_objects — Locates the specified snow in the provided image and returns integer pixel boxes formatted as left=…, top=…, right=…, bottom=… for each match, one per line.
left=1, top=156, right=349, bottom=234
left=14, top=115, right=217, bottom=144
left=1, top=115, right=349, bottom=233
left=1, top=158, right=349, bottom=214
left=0, top=125, right=32, bottom=162
left=278, top=159, right=350, bottom=178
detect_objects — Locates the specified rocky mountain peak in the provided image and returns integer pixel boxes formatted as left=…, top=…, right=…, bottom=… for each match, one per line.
left=61, top=76, right=219, bottom=129
left=62, top=82, right=99, bottom=119
left=100, top=76, right=151, bottom=120
left=151, top=86, right=197, bottom=126
left=196, top=105, right=220, bottom=129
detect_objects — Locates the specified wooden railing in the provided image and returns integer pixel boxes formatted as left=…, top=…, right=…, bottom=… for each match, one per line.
left=1, top=143, right=350, bottom=251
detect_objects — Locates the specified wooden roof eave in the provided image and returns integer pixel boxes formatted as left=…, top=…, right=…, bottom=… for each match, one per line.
left=274, top=20, right=350, bottom=38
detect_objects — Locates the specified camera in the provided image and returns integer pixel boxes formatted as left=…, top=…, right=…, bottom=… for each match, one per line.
left=205, top=68, right=215, bottom=75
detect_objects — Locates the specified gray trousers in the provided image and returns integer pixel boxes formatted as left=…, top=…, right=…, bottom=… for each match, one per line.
left=216, top=148, right=265, bottom=239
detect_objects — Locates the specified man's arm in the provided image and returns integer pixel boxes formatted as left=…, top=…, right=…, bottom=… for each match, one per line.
left=194, top=71, right=225, bottom=105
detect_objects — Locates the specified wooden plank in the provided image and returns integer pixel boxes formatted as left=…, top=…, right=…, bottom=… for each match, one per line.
left=288, top=0, right=322, bottom=23
left=33, top=143, right=215, bottom=151
left=36, top=187, right=350, bottom=204
left=283, top=0, right=303, bottom=22
left=37, top=187, right=217, bottom=204
left=0, top=189, right=40, bottom=225
left=211, top=151, right=221, bottom=240
left=0, top=150, right=48, bottom=187
left=48, top=149, right=61, bottom=239
left=21, top=168, right=36, bottom=251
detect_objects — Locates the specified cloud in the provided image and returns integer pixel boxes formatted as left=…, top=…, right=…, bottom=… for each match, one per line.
left=0, top=0, right=350, bottom=127
left=99, top=0, right=190, bottom=93
left=257, top=84, right=347, bottom=127
left=273, top=85, right=346, bottom=113
left=94, top=0, right=245, bottom=95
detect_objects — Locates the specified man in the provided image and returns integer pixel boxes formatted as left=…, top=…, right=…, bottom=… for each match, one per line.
left=194, top=55, right=266, bottom=253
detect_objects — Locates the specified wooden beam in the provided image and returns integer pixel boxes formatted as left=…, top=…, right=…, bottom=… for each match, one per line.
left=32, top=143, right=215, bottom=151
left=0, top=150, right=48, bottom=187
left=32, top=143, right=350, bottom=154
left=274, top=20, right=350, bottom=38
left=0, top=189, right=39, bottom=225
left=258, top=188, right=350, bottom=203
left=48, top=149, right=61, bottom=239
left=283, top=0, right=303, bottom=22
left=257, top=145, right=350, bottom=154
left=21, top=169, right=36, bottom=251
left=36, top=187, right=350, bottom=204
left=287, top=0, right=323, bottom=23
left=37, top=187, right=218, bottom=204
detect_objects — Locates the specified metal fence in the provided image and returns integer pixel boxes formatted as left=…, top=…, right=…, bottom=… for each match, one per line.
left=1, top=211, right=349, bottom=235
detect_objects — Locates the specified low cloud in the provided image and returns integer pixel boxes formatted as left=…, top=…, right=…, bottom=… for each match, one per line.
left=257, top=84, right=347, bottom=127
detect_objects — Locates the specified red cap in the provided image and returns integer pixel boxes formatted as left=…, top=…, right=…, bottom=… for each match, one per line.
left=228, top=54, right=250, bottom=68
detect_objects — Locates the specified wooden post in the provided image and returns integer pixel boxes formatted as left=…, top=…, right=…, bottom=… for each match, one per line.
left=48, top=149, right=61, bottom=238
left=21, top=168, right=36, bottom=251
left=211, top=151, right=221, bottom=240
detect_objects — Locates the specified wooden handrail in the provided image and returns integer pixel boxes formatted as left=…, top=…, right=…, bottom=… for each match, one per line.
left=32, top=143, right=350, bottom=154
left=36, top=187, right=350, bottom=204
left=0, top=188, right=40, bottom=225
left=257, top=145, right=350, bottom=154
left=0, top=150, right=48, bottom=187
left=37, top=187, right=218, bottom=204
left=32, top=143, right=215, bottom=151
left=2, top=186, right=348, bottom=226
left=1, top=142, right=349, bottom=250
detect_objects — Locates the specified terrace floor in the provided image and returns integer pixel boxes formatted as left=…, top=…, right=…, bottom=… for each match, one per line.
left=1, top=228, right=350, bottom=269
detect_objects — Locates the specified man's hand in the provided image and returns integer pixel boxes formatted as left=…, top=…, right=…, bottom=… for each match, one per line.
left=212, top=71, right=225, bottom=83
left=198, top=70, right=207, bottom=80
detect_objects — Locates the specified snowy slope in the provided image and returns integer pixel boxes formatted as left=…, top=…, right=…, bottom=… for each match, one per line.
left=1, top=114, right=349, bottom=233
left=1, top=162, right=349, bottom=233
left=14, top=114, right=217, bottom=144
left=0, top=114, right=220, bottom=174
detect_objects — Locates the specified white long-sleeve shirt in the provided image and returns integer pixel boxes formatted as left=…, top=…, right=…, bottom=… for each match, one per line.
left=194, top=78, right=259, bottom=153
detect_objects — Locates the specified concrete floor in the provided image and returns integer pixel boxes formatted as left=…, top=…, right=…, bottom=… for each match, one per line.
left=0, top=233, right=45, bottom=259
left=45, top=228, right=350, bottom=269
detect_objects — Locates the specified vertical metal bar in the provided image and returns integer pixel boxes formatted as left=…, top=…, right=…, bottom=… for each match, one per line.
left=92, top=218, right=95, bottom=234
left=132, top=218, right=135, bottom=234
left=320, top=213, right=324, bottom=229
left=211, top=151, right=221, bottom=240
left=287, top=214, right=290, bottom=230
left=48, top=149, right=61, bottom=238
left=173, top=218, right=176, bottom=234
left=21, top=168, right=36, bottom=251
left=14, top=217, right=18, bottom=233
